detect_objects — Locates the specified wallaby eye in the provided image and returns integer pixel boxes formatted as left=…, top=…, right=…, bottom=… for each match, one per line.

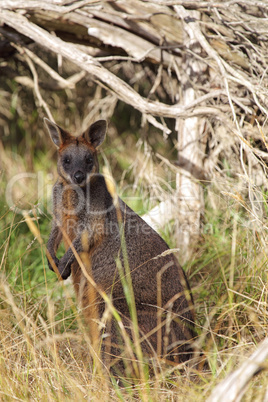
left=63, top=156, right=71, bottom=164
left=85, top=156, right=93, bottom=164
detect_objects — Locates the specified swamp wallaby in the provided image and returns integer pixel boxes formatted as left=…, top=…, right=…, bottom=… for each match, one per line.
left=44, top=117, right=195, bottom=368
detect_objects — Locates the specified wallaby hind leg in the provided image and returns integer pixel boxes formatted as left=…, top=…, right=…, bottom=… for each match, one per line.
left=107, top=309, right=159, bottom=362
left=101, top=315, right=142, bottom=378
left=136, top=308, right=194, bottom=363
left=101, top=307, right=193, bottom=367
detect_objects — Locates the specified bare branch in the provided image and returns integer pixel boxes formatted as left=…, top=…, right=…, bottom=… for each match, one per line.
left=0, top=9, right=222, bottom=122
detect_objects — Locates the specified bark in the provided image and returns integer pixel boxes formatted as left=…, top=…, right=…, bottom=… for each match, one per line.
left=175, top=7, right=207, bottom=263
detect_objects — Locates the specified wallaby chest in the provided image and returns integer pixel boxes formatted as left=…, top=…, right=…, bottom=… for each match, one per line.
left=54, top=177, right=108, bottom=252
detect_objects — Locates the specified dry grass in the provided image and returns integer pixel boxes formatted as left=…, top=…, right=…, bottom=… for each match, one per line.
left=1, top=138, right=268, bottom=401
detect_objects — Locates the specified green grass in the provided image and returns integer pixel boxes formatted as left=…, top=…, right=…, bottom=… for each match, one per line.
left=0, top=149, right=268, bottom=401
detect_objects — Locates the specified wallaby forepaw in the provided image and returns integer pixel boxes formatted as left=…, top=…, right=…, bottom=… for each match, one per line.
left=47, top=256, right=59, bottom=272
left=58, top=260, right=72, bottom=280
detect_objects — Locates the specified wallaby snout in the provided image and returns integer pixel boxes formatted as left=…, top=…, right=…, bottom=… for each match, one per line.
left=74, top=170, right=85, bottom=184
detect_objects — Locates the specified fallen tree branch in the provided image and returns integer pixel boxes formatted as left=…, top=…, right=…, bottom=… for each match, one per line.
left=208, top=337, right=268, bottom=402
left=0, top=9, right=224, bottom=122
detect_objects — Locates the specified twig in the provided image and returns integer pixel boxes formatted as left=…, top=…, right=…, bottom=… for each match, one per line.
left=13, top=43, right=54, bottom=121
left=23, top=46, right=76, bottom=89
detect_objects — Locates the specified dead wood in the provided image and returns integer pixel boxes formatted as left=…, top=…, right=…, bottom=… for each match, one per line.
left=208, top=337, right=268, bottom=402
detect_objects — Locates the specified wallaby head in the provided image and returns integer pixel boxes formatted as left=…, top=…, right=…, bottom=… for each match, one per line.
left=44, top=118, right=107, bottom=187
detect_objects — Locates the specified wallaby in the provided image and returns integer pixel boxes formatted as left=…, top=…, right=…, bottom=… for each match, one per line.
left=44, top=117, right=195, bottom=369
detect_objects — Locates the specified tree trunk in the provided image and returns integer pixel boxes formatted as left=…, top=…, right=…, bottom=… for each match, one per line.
left=175, top=9, right=208, bottom=264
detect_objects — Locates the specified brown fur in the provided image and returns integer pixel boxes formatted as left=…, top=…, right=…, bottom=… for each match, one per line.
left=44, top=117, right=196, bottom=372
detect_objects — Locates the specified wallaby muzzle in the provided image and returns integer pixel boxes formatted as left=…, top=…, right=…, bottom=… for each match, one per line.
left=74, top=170, right=85, bottom=184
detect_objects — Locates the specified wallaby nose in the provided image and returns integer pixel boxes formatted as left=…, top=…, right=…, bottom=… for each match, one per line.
left=74, top=171, right=85, bottom=184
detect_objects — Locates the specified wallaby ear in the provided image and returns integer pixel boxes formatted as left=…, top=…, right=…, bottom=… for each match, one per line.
left=83, top=120, right=107, bottom=149
left=43, top=118, right=71, bottom=148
